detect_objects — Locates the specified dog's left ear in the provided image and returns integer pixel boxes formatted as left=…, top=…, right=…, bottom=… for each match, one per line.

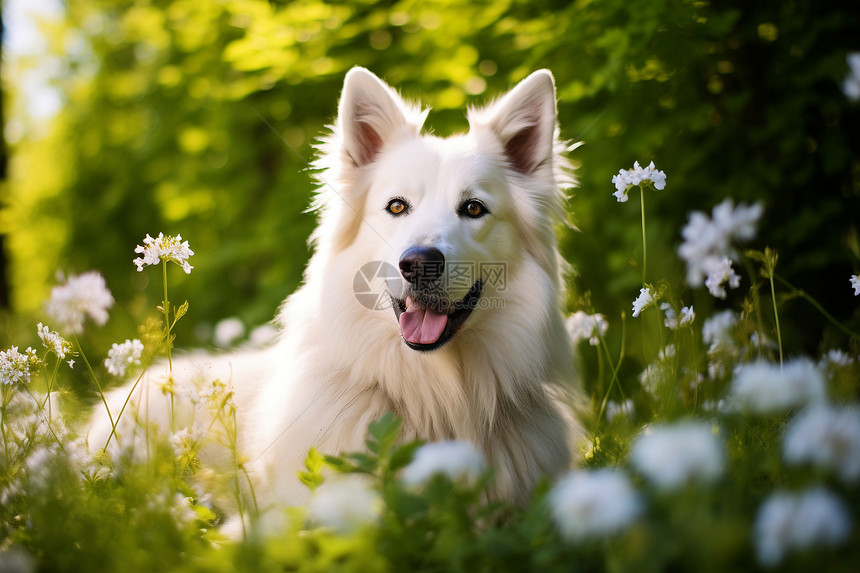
left=469, top=70, right=558, bottom=177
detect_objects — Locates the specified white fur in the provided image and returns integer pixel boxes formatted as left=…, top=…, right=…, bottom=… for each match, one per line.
left=89, top=68, right=583, bottom=514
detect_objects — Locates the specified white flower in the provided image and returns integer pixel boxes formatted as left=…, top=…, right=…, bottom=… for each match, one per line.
left=703, top=257, right=741, bottom=299
left=133, top=232, right=194, bottom=274
left=549, top=469, right=642, bottom=541
left=0, top=346, right=39, bottom=386
left=639, top=345, right=676, bottom=396
left=850, top=275, right=860, bottom=296
left=754, top=487, right=852, bottom=567
left=401, top=440, right=486, bottom=486
left=631, top=287, right=653, bottom=318
left=679, top=306, right=695, bottom=326
left=661, top=304, right=695, bottom=329
left=198, top=377, right=235, bottom=410
left=823, top=349, right=854, bottom=367
left=728, top=358, right=826, bottom=413
left=630, top=421, right=725, bottom=489
left=169, top=425, right=207, bottom=460
left=606, top=399, right=635, bottom=422
left=843, top=53, right=860, bottom=101
left=308, top=476, right=382, bottom=532
left=678, top=199, right=762, bottom=289
left=37, top=323, right=72, bottom=360
left=214, top=317, right=245, bottom=348
left=104, top=339, right=144, bottom=377
left=702, top=310, right=737, bottom=352
left=611, top=161, right=667, bottom=202
left=566, top=311, right=608, bottom=346
left=711, top=198, right=762, bottom=241
left=784, top=404, right=860, bottom=483
left=45, top=272, right=114, bottom=334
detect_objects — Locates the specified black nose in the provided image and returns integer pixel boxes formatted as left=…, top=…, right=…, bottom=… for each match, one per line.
left=399, top=247, right=445, bottom=285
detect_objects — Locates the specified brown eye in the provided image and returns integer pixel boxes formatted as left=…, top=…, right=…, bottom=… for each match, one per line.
left=387, top=199, right=408, bottom=216
left=460, top=199, right=489, bottom=219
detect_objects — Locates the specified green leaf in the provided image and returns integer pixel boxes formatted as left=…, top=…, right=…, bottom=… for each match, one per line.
left=389, top=440, right=425, bottom=473
left=366, top=412, right=402, bottom=455
left=298, top=448, right=326, bottom=491
left=174, top=300, right=189, bottom=322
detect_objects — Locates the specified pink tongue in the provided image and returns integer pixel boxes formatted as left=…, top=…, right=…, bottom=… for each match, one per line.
left=399, top=298, right=449, bottom=345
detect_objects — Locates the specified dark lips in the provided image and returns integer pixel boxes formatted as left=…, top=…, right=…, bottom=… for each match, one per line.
left=392, top=280, right=484, bottom=351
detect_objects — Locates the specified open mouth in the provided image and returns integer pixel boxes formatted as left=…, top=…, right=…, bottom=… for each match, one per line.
left=392, top=280, right=483, bottom=351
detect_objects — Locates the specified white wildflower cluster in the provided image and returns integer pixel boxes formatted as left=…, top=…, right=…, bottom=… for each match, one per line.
left=169, top=425, right=207, bottom=461
left=45, top=271, right=114, bottom=334
left=401, top=440, right=486, bottom=487
left=36, top=323, right=73, bottom=361
left=701, top=310, right=741, bottom=379
left=701, top=310, right=737, bottom=352
left=308, top=476, right=382, bottom=533
left=843, top=52, right=860, bottom=101
left=783, top=404, right=860, bottom=483
left=565, top=311, right=609, bottom=346
left=198, top=377, right=235, bottom=410
left=678, top=199, right=763, bottom=298
left=133, top=232, right=194, bottom=274
left=144, top=491, right=198, bottom=525
left=728, top=358, right=826, bottom=414
left=754, top=487, right=852, bottom=567
left=631, top=287, right=653, bottom=318
left=851, top=274, right=860, bottom=296
left=611, top=161, right=667, bottom=202
left=549, top=468, right=642, bottom=541
left=661, top=303, right=695, bottom=330
left=823, top=349, right=854, bottom=368
left=104, top=339, right=144, bottom=377
left=704, top=257, right=741, bottom=299
left=630, top=421, right=725, bottom=490
left=0, top=346, right=40, bottom=386
left=639, top=345, right=675, bottom=397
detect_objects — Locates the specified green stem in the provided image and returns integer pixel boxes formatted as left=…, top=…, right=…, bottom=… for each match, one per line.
left=1, top=392, right=9, bottom=472
left=162, top=263, right=176, bottom=432
left=775, top=274, right=860, bottom=341
left=596, top=342, right=605, bottom=402
left=639, top=185, right=647, bottom=284
left=741, top=257, right=767, bottom=357
left=233, top=407, right=258, bottom=514
left=74, top=333, right=115, bottom=436
left=690, top=325, right=701, bottom=413
left=103, top=367, right=148, bottom=451
left=162, top=262, right=173, bottom=373
left=767, top=270, right=784, bottom=369
left=40, top=356, right=62, bottom=417
left=596, top=314, right=627, bottom=425
left=23, top=386, right=66, bottom=453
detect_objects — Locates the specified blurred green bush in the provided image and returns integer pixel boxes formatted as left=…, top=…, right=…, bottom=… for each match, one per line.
left=3, top=0, right=859, bottom=356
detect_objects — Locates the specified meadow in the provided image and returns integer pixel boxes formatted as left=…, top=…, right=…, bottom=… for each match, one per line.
left=2, top=0, right=859, bottom=570
left=2, top=163, right=860, bottom=571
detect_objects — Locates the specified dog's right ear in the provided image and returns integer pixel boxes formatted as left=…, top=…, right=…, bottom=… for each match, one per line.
left=336, top=68, right=426, bottom=168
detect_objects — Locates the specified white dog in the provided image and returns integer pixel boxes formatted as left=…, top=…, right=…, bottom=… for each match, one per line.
left=91, top=68, right=583, bottom=513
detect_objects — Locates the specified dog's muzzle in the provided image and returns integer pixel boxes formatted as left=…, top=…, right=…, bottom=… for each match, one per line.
left=391, top=247, right=483, bottom=351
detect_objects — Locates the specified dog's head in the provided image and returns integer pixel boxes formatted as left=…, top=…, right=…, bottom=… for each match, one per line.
left=312, top=68, right=573, bottom=351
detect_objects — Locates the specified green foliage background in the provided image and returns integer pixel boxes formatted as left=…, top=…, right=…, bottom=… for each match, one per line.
left=3, top=0, right=860, bottom=356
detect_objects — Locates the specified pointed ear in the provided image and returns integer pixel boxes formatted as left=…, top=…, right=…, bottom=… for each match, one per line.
left=469, top=70, right=558, bottom=176
left=336, top=67, right=425, bottom=167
